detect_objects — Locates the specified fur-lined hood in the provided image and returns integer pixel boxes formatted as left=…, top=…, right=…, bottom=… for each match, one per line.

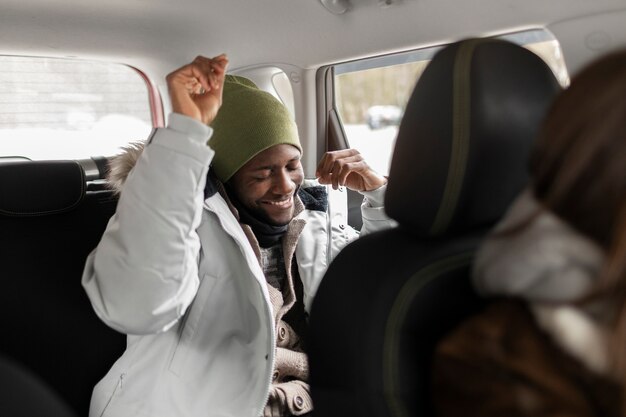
left=107, top=141, right=146, bottom=194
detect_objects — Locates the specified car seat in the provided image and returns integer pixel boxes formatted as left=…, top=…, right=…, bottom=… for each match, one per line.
left=0, top=353, right=77, bottom=417
left=308, top=38, right=562, bottom=417
left=0, top=160, right=126, bottom=415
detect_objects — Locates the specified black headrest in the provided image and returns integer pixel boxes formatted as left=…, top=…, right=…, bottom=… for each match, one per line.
left=385, top=38, right=561, bottom=238
left=0, top=160, right=85, bottom=216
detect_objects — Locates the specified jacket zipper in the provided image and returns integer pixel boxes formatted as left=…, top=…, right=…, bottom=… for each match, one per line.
left=98, top=373, right=125, bottom=417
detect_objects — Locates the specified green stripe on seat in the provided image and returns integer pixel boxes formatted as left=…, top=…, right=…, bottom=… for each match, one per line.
left=383, top=251, right=474, bottom=417
left=430, top=39, right=486, bottom=236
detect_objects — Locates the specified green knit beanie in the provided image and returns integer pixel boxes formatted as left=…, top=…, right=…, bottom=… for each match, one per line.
left=208, top=75, right=302, bottom=182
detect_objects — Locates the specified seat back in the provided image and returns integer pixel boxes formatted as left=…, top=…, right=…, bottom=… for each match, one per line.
left=0, top=160, right=126, bottom=415
left=0, top=353, right=77, bottom=417
left=309, top=38, right=561, bottom=417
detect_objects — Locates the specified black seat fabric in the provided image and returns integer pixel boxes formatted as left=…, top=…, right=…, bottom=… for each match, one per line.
left=308, top=38, right=561, bottom=417
left=0, top=353, right=77, bottom=417
left=0, top=160, right=125, bottom=415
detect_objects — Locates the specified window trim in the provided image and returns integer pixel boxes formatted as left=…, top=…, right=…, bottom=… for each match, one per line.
left=130, top=65, right=165, bottom=128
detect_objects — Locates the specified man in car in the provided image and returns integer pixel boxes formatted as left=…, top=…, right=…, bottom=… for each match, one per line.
left=82, top=54, right=395, bottom=417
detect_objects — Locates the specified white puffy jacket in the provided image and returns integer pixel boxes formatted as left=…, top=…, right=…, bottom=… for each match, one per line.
left=82, top=114, right=395, bottom=417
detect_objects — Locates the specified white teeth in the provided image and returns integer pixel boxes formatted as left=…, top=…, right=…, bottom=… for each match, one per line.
left=264, top=197, right=291, bottom=207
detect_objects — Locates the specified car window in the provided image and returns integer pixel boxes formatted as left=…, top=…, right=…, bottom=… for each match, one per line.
left=0, top=56, right=157, bottom=161
left=332, top=29, right=569, bottom=176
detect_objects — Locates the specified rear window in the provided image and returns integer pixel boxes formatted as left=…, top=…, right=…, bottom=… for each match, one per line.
left=0, top=56, right=155, bottom=160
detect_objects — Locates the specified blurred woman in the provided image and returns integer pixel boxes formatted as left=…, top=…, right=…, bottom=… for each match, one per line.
left=432, top=49, right=626, bottom=417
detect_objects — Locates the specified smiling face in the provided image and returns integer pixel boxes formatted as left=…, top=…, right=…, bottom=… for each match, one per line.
left=228, top=144, right=304, bottom=226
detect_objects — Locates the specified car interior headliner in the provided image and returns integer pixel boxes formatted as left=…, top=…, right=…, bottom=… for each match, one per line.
left=2, top=0, right=626, bottom=80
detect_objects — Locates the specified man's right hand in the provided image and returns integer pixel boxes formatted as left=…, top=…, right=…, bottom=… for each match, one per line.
left=166, top=54, right=229, bottom=125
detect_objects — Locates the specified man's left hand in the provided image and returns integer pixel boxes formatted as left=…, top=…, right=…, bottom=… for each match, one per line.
left=316, top=149, right=387, bottom=192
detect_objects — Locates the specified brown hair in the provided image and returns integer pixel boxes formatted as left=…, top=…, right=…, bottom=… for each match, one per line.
left=529, top=49, right=626, bottom=390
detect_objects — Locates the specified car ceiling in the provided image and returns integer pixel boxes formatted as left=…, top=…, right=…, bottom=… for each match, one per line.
left=2, top=0, right=626, bottom=80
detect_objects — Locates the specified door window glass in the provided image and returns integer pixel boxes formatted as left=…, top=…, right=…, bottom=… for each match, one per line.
left=333, top=29, right=569, bottom=176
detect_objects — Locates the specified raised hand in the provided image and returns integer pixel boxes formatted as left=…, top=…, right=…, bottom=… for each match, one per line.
left=166, top=54, right=229, bottom=125
left=316, top=149, right=387, bottom=192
